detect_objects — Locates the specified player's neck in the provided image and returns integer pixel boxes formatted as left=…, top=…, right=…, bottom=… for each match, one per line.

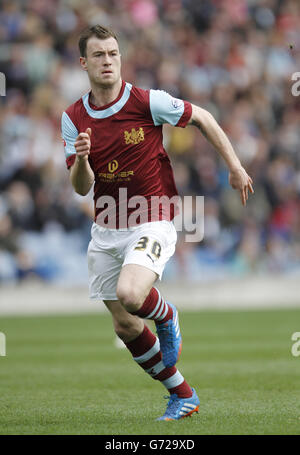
left=89, top=79, right=123, bottom=108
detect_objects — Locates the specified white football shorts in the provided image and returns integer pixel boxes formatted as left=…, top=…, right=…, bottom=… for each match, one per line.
left=87, top=220, right=177, bottom=301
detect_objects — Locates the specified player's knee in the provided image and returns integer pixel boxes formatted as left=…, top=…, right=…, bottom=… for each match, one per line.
left=116, top=285, right=144, bottom=313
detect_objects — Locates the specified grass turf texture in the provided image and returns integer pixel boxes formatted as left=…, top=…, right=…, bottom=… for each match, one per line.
left=0, top=309, right=300, bottom=435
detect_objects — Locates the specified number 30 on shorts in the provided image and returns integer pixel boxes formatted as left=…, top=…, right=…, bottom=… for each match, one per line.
left=134, top=236, right=162, bottom=259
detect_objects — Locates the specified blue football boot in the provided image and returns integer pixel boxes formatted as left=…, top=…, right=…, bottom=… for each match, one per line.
left=155, top=302, right=182, bottom=368
left=157, top=388, right=200, bottom=421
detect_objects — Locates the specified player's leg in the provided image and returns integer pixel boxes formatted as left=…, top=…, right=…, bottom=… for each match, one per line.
left=115, top=222, right=201, bottom=419
left=104, top=299, right=199, bottom=420
left=103, top=299, right=144, bottom=343
left=88, top=222, right=199, bottom=420
left=117, top=264, right=181, bottom=368
left=87, top=229, right=129, bottom=348
left=87, top=225, right=154, bottom=349
left=116, top=222, right=182, bottom=368
left=116, top=263, right=157, bottom=312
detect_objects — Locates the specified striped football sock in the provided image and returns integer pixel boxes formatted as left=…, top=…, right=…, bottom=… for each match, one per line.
left=125, top=325, right=193, bottom=398
left=131, top=287, right=173, bottom=325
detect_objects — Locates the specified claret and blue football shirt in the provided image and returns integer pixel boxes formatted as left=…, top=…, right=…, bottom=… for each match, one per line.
left=61, top=81, right=192, bottom=227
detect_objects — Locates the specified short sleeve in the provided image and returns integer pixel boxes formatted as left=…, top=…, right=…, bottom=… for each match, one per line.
left=61, top=111, right=78, bottom=168
left=149, top=90, right=192, bottom=128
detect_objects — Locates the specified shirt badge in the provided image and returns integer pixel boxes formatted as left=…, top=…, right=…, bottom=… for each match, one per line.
left=171, top=98, right=183, bottom=109
left=124, top=127, right=145, bottom=145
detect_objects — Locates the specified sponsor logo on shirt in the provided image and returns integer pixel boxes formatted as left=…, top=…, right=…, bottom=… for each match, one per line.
left=98, top=160, right=134, bottom=182
left=108, top=160, right=119, bottom=173
left=124, top=127, right=145, bottom=145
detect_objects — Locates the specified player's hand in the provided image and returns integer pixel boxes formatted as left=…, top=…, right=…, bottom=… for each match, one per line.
left=228, top=166, right=254, bottom=206
left=74, top=128, right=92, bottom=161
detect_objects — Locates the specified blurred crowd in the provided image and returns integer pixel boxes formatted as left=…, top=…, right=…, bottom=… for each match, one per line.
left=0, top=0, right=299, bottom=285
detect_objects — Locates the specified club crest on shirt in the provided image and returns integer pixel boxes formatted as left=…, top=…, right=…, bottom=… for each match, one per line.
left=124, top=127, right=144, bottom=145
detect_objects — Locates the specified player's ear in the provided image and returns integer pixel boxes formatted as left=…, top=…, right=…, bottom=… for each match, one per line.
left=79, top=56, right=88, bottom=71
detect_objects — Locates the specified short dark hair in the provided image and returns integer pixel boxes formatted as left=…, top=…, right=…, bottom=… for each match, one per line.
left=78, top=25, right=118, bottom=57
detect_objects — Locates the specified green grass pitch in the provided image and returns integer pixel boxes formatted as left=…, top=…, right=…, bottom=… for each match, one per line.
left=0, top=308, right=300, bottom=435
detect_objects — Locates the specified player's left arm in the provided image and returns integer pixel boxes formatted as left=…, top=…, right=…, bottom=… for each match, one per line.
left=188, top=104, right=254, bottom=206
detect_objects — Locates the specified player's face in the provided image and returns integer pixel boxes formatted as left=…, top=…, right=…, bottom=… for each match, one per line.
left=80, top=36, right=121, bottom=88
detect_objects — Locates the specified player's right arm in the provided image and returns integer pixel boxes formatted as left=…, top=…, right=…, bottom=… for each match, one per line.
left=70, top=128, right=95, bottom=196
left=61, top=110, right=95, bottom=196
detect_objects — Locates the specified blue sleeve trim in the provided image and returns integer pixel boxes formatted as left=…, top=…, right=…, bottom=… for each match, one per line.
left=149, top=89, right=185, bottom=126
left=61, top=111, right=78, bottom=158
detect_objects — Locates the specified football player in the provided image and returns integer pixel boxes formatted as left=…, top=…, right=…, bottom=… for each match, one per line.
left=61, top=25, right=253, bottom=421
